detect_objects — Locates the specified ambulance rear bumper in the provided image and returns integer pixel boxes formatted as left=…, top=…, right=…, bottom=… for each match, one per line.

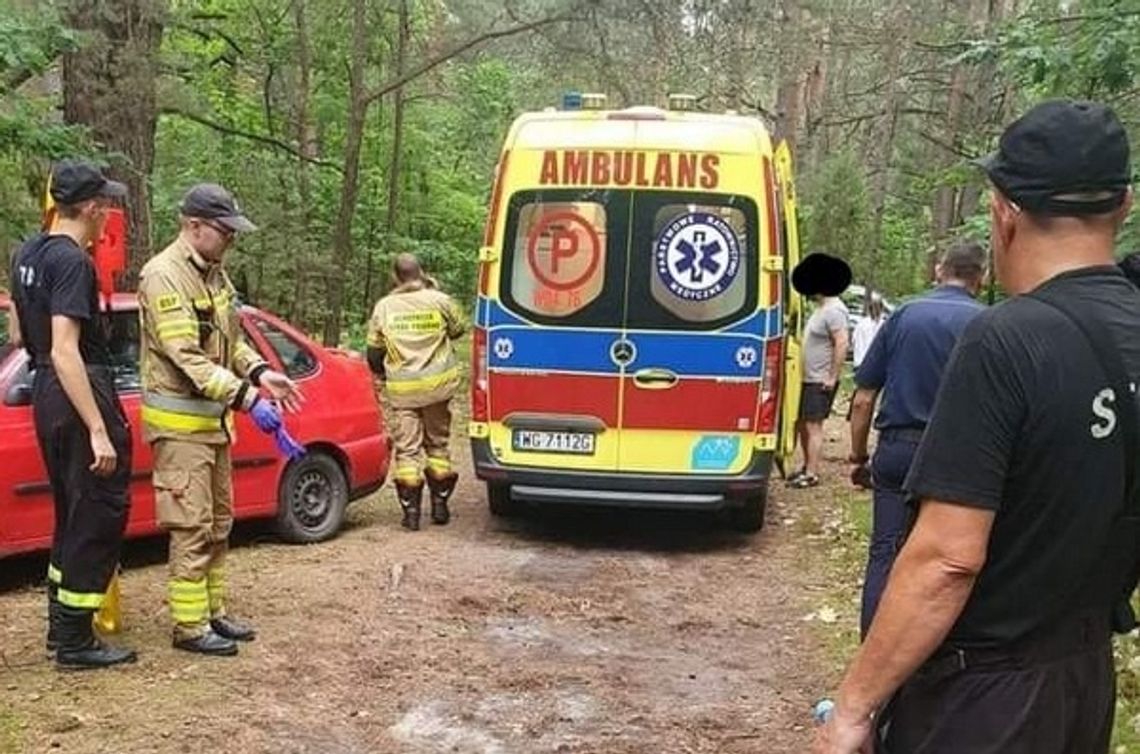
left=471, top=439, right=773, bottom=510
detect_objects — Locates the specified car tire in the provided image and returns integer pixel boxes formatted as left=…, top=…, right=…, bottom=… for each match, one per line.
left=275, top=452, right=349, bottom=544
left=487, top=483, right=521, bottom=517
left=726, top=490, right=766, bottom=533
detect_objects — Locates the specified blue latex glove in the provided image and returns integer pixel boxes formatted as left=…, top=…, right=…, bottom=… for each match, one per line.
left=250, top=397, right=282, bottom=434
left=274, top=426, right=307, bottom=461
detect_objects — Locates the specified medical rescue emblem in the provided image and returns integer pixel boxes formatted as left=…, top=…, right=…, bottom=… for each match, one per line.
left=654, top=212, right=741, bottom=302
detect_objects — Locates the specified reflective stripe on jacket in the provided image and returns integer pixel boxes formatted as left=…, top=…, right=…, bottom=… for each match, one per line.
left=139, top=238, right=267, bottom=443
left=367, top=280, right=467, bottom=409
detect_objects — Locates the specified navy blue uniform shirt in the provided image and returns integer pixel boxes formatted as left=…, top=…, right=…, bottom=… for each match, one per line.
left=854, top=284, right=984, bottom=430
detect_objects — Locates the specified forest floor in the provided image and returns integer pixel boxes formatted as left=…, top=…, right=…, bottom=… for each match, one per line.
left=18, top=393, right=1131, bottom=753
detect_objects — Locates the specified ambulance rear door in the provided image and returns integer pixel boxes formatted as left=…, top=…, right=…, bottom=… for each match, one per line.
left=616, top=186, right=767, bottom=476
left=773, top=141, right=803, bottom=472
left=483, top=189, right=627, bottom=473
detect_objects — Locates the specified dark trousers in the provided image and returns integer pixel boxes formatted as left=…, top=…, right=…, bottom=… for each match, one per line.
left=861, top=431, right=921, bottom=637
left=880, top=613, right=1115, bottom=753
left=34, top=366, right=132, bottom=610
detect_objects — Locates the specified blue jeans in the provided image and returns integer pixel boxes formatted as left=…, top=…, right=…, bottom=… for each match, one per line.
left=861, top=433, right=921, bottom=638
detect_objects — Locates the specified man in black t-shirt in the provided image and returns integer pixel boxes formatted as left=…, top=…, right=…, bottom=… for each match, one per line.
left=817, top=101, right=1137, bottom=754
left=11, top=160, right=136, bottom=669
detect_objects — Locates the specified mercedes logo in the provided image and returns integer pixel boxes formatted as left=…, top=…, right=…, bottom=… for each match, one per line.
left=610, top=339, right=636, bottom=366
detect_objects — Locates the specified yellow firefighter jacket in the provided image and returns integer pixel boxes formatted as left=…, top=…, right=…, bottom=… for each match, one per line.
left=138, top=237, right=268, bottom=444
left=367, top=280, right=467, bottom=409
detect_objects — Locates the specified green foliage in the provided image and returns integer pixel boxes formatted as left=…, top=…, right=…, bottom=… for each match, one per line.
left=0, top=3, right=89, bottom=263
left=997, top=0, right=1140, bottom=99
left=801, top=149, right=873, bottom=283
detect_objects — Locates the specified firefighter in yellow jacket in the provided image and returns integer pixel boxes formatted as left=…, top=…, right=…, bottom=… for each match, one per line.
left=139, top=184, right=304, bottom=656
left=367, top=254, right=466, bottom=530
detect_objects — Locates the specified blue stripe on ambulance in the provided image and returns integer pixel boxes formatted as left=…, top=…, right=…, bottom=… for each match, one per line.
left=478, top=298, right=783, bottom=378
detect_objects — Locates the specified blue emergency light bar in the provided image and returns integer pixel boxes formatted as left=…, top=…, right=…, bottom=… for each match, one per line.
left=561, top=92, right=607, bottom=111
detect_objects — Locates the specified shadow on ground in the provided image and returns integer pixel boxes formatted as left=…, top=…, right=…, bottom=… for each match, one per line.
left=483, top=502, right=763, bottom=556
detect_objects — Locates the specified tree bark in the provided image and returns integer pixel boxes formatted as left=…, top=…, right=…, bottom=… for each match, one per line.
left=62, top=0, right=165, bottom=279
left=867, top=17, right=907, bottom=274
left=323, top=0, right=370, bottom=347
left=774, top=0, right=805, bottom=151
left=292, top=0, right=317, bottom=324
left=367, top=0, right=410, bottom=314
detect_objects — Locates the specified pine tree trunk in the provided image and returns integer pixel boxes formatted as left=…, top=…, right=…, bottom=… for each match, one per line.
left=323, top=0, right=370, bottom=346
left=292, top=0, right=317, bottom=326
left=61, top=0, right=165, bottom=279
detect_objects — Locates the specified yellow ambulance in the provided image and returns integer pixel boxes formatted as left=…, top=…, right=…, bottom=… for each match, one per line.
left=468, top=92, right=804, bottom=531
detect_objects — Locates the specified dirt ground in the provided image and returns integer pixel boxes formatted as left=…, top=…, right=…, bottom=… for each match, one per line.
left=0, top=421, right=855, bottom=754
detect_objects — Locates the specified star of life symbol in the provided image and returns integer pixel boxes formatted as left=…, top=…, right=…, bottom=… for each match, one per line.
left=493, top=337, right=514, bottom=360
left=654, top=212, right=741, bottom=302
left=735, top=345, right=757, bottom=369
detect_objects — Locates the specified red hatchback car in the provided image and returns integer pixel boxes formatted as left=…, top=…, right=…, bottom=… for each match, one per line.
left=0, top=293, right=391, bottom=559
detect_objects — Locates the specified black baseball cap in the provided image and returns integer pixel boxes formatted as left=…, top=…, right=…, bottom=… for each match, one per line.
left=50, top=160, right=127, bottom=205
left=977, top=99, right=1132, bottom=216
left=179, top=183, right=257, bottom=232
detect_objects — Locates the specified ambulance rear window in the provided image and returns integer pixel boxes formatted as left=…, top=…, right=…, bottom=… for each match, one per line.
left=627, top=193, right=758, bottom=330
left=500, top=190, right=626, bottom=327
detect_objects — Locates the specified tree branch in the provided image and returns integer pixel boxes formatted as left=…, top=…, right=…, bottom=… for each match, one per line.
left=917, top=130, right=975, bottom=160
left=362, top=11, right=576, bottom=106
left=159, top=107, right=343, bottom=171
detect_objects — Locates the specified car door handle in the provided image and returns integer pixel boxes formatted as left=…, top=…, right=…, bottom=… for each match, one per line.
left=632, top=369, right=679, bottom=389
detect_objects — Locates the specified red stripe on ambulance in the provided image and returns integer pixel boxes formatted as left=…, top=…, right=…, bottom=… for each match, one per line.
left=489, top=372, right=620, bottom=427
left=620, top=378, right=757, bottom=432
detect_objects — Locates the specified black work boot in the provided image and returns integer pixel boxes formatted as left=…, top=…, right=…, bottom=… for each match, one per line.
left=55, top=605, right=137, bottom=670
left=426, top=472, right=458, bottom=525
left=396, top=482, right=424, bottom=531
left=211, top=615, right=256, bottom=642
left=46, top=584, right=61, bottom=653
left=173, top=628, right=239, bottom=657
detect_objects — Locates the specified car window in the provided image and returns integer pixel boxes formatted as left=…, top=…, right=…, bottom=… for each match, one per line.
left=253, top=318, right=318, bottom=379
left=106, top=309, right=141, bottom=393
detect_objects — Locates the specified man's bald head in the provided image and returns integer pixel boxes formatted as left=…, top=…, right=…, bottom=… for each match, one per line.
left=393, top=253, right=423, bottom=284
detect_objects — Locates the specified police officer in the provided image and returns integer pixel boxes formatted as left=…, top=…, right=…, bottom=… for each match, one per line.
left=10, top=160, right=136, bottom=668
left=367, top=253, right=466, bottom=530
left=818, top=100, right=1138, bottom=754
left=848, top=241, right=986, bottom=637
left=138, top=184, right=304, bottom=656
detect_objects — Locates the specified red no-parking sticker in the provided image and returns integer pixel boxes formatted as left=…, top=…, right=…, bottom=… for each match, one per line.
left=526, top=211, right=601, bottom=292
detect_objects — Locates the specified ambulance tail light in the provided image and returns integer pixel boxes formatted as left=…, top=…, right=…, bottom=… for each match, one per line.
left=757, top=338, right=783, bottom=434
left=472, top=327, right=489, bottom=423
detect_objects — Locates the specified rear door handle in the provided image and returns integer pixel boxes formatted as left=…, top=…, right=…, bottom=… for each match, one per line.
left=632, top=368, right=679, bottom=389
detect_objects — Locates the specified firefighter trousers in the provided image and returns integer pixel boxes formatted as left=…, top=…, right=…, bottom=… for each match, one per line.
left=390, top=400, right=453, bottom=485
left=152, top=439, right=234, bottom=640
left=33, top=366, right=132, bottom=611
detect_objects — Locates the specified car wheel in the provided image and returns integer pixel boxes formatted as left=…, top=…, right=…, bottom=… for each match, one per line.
left=726, top=490, right=767, bottom=533
left=487, top=483, right=521, bottom=517
left=276, top=452, right=349, bottom=543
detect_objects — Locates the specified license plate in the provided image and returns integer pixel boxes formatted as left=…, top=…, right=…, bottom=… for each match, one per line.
left=512, top=430, right=596, bottom=455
